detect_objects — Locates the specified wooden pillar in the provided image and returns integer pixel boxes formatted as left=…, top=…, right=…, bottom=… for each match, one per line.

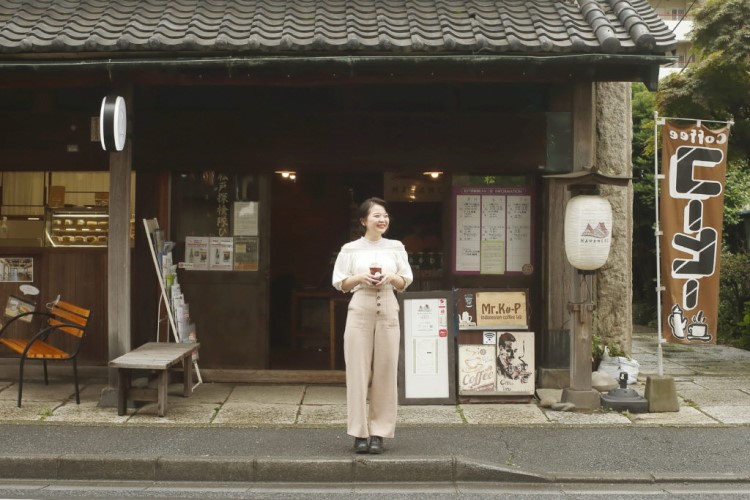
left=560, top=82, right=601, bottom=409
left=101, top=86, right=133, bottom=405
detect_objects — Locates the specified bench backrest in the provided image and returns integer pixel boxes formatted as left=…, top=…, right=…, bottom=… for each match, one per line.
left=47, top=300, right=91, bottom=338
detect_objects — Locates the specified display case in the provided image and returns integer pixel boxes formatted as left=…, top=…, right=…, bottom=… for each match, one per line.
left=45, top=207, right=109, bottom=247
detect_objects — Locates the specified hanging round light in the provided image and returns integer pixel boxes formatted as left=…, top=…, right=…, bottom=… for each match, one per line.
left=99, top=95, right=127, bottom=151
left=564, top=194, right=613, bottom=271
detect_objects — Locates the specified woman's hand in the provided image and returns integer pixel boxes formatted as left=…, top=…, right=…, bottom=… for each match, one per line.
left=342, top=272, right=380, bottom=291
left=375, top=272, right=404, bottom=290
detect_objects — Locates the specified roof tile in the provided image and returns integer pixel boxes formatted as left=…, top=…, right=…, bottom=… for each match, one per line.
left=0, top=0, right=677, bottom=55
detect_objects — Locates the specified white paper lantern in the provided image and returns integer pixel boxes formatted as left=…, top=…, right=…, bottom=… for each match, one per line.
left=564, top=194, right=613, bottom=271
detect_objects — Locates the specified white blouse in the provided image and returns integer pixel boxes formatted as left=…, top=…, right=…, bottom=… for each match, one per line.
left=332, top=237, right=414, bottom=293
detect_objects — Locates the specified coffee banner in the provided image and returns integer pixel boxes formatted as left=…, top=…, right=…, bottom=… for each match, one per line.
left=660, top=122, right=729, bottom=344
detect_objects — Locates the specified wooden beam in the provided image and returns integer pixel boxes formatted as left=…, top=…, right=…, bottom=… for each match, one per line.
left=106, top=85, right=133, bottom=390
left=569, top=82, right=596, bottom=393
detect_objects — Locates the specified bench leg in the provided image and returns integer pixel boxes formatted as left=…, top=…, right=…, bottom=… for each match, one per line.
left=117, top=369, right=128, bottom=416
left=157, top=369, right=168, bottom=417
left=183, top=355, right=193, bottom=397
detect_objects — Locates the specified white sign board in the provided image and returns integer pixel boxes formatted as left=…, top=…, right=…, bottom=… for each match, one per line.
left=398, top=291, right=456, bottom=405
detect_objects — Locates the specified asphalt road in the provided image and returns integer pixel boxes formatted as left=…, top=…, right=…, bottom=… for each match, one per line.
left=2, top=480, right=750, bottom=499
left=2, top=424, right=750, bottom=481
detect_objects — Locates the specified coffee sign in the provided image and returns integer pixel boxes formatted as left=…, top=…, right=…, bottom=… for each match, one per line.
left=456, top=288, right=528, bottom=330
left=476, top=291, right=527, bottom=328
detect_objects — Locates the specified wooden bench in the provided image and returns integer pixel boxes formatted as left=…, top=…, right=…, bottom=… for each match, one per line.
left=109, top=342, right=200, bottom=417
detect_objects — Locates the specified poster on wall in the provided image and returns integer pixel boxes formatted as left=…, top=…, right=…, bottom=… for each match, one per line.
left=495, top=331, right=535, bottom=395
left=209, top=237, right=233, bottom=271
left=0, top=257, right=33, bottom=282
left=4, top=295, right=36, bottom=323
left=184, top=237, right=209, bottom=270
left=458, top=331, right=535, bottom=397
left=234, top=236, right=259, bottom=271
left=453, top=176, right=534, bottom=275
left=233, top=201, right=259, bottom=236
left=458, top=345, right=496, bottom=393
left=398, top=291, right=456, bottom=405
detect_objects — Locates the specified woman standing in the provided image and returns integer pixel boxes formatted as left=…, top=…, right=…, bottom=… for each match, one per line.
left=332, top=197, right=413, bottom=454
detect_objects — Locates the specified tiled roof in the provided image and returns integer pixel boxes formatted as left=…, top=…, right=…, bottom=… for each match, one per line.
left=0, top=0, right=676, bottom=56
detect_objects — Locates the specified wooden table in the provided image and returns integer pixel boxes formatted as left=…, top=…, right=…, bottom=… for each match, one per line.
left=109, top=342, right=200, bottom=417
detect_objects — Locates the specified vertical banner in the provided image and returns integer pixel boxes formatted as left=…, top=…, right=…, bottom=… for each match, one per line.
left=660, top=122, right=729, bottom=344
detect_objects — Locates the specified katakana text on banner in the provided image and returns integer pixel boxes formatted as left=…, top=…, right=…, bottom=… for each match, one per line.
left=660, top=122, right=729, bottom=344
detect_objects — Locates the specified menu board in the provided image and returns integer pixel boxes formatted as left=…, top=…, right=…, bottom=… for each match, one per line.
left=453, top=179, right=533, bottom=275
left=398, top=291, right=456, bottom=405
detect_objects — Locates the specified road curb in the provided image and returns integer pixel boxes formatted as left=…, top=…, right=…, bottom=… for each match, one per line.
left=0, top=454, right=749, bottom=484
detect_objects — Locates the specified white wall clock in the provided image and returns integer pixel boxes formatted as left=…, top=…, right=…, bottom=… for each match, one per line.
left=99, top=95, right=127, bottom=151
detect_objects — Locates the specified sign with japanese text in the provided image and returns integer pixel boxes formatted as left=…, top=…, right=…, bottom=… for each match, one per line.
left=452, top=176, right=534, bottom=275
left=660, top=122, right=729, bottom=344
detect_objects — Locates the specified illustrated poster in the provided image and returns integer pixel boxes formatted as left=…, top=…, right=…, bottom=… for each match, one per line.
left=184, top=237, right=209, bottom=270
left=495, top=331, right=535, bottom=395
left=458, top=345, right=496, bottom=392
left=209, top=237, right=234, bottom=271
left=233, top=236, right=259, bottom=271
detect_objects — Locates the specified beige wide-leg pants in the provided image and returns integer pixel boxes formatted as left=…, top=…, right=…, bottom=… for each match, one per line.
left=344, top=287, right=400, bottom=439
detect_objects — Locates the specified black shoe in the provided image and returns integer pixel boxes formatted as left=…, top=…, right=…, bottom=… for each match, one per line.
left=369, top=436, right=384, bottom=454
left=354, top=437, right=370, bottom=454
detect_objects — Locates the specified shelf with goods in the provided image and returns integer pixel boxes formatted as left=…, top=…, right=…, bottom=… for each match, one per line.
left=46, top=208, right=109, bottom=247
left=143, top=218, right=202, bottom=388
left=45, top=207, right=136, bottom=247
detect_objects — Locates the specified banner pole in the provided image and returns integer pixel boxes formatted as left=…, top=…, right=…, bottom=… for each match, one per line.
left=657, top=116, right=734, bottom=126
left=654, top=111, right=665, bottom=377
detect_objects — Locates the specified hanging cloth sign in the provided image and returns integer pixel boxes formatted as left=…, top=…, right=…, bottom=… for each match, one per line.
left=660, top=121, right=729, bottom=344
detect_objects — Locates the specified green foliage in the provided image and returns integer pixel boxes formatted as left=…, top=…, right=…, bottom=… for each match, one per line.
left=658, top=0, right=750, bottom=163
left=635, top=0, right=750, bottom=336
left=718, top=250, right=750, bottom=347
left=592, top=335, right=628, bottom=366
left=631, top=83, right=658, bottom=325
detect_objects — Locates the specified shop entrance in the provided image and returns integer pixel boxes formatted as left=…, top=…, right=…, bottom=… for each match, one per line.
left=269, top=171, right=445, bottom=370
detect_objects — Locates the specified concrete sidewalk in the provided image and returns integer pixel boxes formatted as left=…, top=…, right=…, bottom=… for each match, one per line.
left=1, top=329, right=750, bottom=487
left=1, top=330, right=750, bottom=427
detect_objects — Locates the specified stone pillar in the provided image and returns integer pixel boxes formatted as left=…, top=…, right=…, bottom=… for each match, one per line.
left=594, top=82, right=633, bottom=354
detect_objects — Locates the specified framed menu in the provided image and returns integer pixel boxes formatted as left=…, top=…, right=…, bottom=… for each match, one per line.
left=452, top=176, right=534, bottom=275
left=398, top=291, right=456, bottom=405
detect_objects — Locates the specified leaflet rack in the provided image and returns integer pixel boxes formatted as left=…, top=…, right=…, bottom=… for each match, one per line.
left=143, top=218, right=202, bottom=388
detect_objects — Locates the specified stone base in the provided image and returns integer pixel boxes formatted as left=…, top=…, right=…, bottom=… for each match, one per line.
left=537, top=368, right=570, bottom=389
left=98, top=386, right=119, bottom=408
left=560, top=388, right=601, bottom=410
left=645, top=375, right=679, bottom=412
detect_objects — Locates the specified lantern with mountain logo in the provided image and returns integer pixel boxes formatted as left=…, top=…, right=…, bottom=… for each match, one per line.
left=564, top=195, right=613, bottom=271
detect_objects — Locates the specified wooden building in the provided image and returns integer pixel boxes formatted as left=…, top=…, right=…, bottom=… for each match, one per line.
left=0, top=1, right=676, bottom=383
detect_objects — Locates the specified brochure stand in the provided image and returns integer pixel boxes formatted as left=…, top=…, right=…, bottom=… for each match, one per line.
left=143, top=218, right=202, bottom=388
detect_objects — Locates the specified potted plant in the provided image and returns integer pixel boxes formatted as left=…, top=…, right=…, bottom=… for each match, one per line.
left=592, top=334, right=627, bottom=371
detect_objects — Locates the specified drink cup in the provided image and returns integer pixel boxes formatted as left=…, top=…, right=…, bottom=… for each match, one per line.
left=369, top=263, right=382, bottom=281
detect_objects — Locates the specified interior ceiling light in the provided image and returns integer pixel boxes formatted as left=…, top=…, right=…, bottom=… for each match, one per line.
left=275, top=170, right=297, bottom=180
left=423, top=171, right=443, bottom=179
